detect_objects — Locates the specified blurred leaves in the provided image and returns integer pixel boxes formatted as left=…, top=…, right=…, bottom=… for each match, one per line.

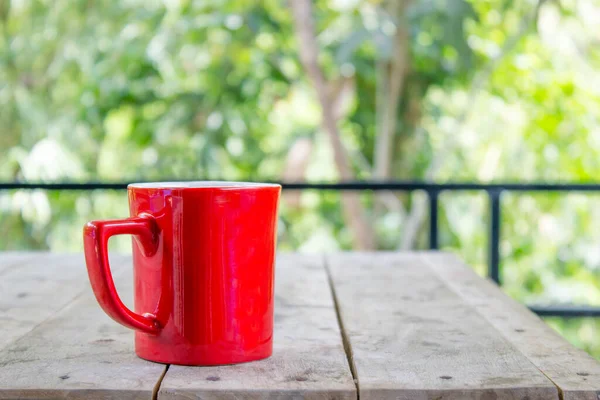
left=1, top=0, right=600, bottom=358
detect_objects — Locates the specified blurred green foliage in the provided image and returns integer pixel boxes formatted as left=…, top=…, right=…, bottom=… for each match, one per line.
left=1, top=0, right=600, bottom=358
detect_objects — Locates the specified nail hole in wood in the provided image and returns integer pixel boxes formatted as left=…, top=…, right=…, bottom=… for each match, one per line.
left=94, top=339, right=115, bottom=343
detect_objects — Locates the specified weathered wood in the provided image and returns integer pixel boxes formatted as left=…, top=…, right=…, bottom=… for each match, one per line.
left=327, top=252, right=560, bottom=400
left=0, top=254, right=166, bottom=400
left=158, top=254, right=356, bottom=400
left=424, top=252, right=600, bottom=400
left=0, top=252, right=37, bottom=274
left=2, top=251, right=598, bottom=399
left=0, top=253, right=122, bottom=351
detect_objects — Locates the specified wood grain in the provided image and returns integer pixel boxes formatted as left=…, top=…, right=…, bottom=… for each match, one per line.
left=2, top=251, right=597, bottom=399
left=0, top=254, right=166, bottom=399
left=158, top=254, right=356, bottom=400
left=424, top=252, right=600, bottom=400
left=327, top=252, right=559, bottom=400
left=0, top=252, right=37, bottom=275
left=0, top=253, right=115, bottom=351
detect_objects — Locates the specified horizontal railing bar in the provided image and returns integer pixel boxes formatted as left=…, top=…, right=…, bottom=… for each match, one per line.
left=0, top=183, right=129, bottom=190
left=4, top=181, right=600, bottom=191
left=3, top=180, right=600, bottom=319
left=529, top=305, right=600, bottom=318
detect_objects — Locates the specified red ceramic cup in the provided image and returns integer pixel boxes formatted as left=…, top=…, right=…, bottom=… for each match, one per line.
left=83, top=181, right=281, bottom=365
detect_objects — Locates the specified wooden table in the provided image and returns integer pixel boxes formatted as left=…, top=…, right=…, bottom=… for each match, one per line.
left=0, top=252, right=599, bottom=399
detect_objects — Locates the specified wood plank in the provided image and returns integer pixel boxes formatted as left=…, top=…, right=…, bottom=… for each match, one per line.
left=0, top=253, right=127, bottom=351
left=158, top=254, right=356, bottom=400
left=0, top=254, right=166, bottom=400
left=0, top=252, right=38, bottom=274
left=423, top=252, right=600, bottom=400
left=327, top=252, right=559, bottom=400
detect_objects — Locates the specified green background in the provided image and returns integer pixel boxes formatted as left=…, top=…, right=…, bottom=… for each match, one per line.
left=1, top=0, right=600, bottom=358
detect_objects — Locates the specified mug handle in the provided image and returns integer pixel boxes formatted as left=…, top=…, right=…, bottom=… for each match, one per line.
left=83, top=214, right=161, bottom=334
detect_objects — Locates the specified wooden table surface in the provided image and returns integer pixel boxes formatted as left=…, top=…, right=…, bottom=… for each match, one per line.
left=0, top=252, right=599, bottom=399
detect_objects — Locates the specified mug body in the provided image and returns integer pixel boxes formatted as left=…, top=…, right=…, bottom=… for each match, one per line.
left=127, top=181, right=280, bottom=365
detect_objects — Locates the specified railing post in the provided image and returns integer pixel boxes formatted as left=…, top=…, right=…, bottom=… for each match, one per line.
left=428, top=190, right=439, bottom=250
left=488, top=189, right=502, bottom=284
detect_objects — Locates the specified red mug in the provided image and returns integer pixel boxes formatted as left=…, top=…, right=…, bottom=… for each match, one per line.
left=83, top=181, right=281, bottom=365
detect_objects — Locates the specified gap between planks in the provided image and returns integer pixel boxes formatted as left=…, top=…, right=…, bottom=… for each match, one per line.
left=539, top=370, right=565, bottom=400
left=153, top=364, right=170, bottom=400
left=328, top=252, right=562, bottom=400
left=421, top=252, right=600, bottom=400
left=324, top=254, right=361, bottom=400
left=432, top=257, right=565, bottom=400
left=154, top=253, right=357, bottom=399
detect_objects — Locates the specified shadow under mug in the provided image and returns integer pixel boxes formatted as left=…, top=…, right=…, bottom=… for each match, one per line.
left=83, top=181, right=281, bottom=365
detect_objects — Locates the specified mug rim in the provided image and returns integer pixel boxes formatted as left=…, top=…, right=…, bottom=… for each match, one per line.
left=128, top=181, right=281, bottom=190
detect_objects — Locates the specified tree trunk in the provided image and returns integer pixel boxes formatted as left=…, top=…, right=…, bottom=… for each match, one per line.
left=373, top=0, right=410, bottom=182
left=290, top=0, right=375, bottom=250
left=398, top=0, right=548, bottom=250
left=282, top=137, right=313, bottom=209
left=372, top=0, right=411, bottom=220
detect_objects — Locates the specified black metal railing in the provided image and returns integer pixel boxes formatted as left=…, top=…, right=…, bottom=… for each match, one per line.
left=2, top=180, right=600, bottom=318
